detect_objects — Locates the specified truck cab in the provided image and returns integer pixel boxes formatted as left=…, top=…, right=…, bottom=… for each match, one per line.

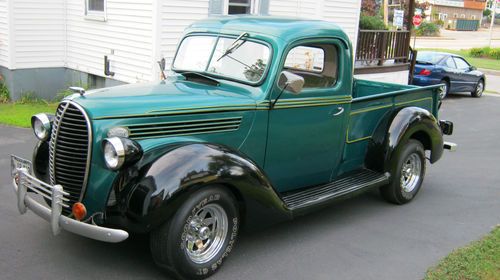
left=10, top=16, right=454, bottom=280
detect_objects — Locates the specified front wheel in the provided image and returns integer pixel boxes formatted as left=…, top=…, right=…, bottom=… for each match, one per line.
left=380, top=139, right=426, bottom=204
left=150, top=186, right=239, bottom=280
left=471, top=79, right=484, bottom=98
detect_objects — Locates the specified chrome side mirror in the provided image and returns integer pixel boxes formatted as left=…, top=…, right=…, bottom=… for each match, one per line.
left=278, top=71, right=304, bottom=95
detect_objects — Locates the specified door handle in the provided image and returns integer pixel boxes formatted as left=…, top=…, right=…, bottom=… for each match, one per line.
left=332, top=107, right=344, bottom=116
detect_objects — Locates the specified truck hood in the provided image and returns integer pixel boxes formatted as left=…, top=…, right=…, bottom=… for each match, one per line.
left=70, top=79, right=260, bottom=120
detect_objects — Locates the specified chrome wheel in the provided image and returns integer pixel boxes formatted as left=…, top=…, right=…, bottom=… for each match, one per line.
left=439, top=83, right=448, bottom=99
left=185, top=204, right=228, bottom=264
left=475, top=81, right=483, bottom=96
left=400, top=153, right=422, bottom=193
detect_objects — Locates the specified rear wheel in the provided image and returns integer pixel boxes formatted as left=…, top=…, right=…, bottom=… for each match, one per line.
left=150, top=186, right=239, bottom=280
left=380, top=139, right=426, bottom=204
left=439, top=79, right=450, bottom=99
left=471, top=79, right=484, bottom=98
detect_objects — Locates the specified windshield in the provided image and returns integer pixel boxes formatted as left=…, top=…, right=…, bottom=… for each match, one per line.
left=417, top=52, right=446, bottom=64
left=173, top=35, right=271, bottom=84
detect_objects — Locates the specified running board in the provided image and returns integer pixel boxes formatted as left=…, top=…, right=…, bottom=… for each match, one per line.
left=282, top=169, right=390, bottom=210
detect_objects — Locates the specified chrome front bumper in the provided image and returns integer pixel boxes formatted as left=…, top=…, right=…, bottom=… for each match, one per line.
left=11, top=155, right=128, bottom=243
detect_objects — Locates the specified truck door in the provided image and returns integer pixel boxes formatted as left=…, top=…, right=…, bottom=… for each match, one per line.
left=264, top=41, right=350, bottom=193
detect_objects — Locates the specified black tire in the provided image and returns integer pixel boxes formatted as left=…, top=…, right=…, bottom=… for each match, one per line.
left=439, top=79, right=450, bottom=99
left=471, top=79, right=484, bottom=98
left=150, top=186, right=239, bottom=280
left=380, top=139, right=426, bottom=205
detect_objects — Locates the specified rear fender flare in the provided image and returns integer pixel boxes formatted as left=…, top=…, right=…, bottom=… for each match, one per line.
left=366, top=107, right=444, bottom=172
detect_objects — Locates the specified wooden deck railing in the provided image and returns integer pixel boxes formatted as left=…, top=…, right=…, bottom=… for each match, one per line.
left=356, top=30, right=411, bottom=66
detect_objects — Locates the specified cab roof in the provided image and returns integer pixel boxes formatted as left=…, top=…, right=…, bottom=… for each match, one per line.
left=185, top=15, right=351, bottom=44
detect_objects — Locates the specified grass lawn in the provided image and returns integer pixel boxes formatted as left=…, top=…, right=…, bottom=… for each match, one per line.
left=418, top=48, right=500, bottom=71
left=0, top=103, right=57, bottom=128
left=425, top=226, right=500, bottom=280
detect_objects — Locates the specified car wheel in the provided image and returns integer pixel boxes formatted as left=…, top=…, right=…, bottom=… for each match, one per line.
left=439, top=79, right=450, bottom=99
left=150, top=186, right=239, bottom=280
left=471, top=79, right=484, bottom=98
left=380, top=139, right=426, bottom=205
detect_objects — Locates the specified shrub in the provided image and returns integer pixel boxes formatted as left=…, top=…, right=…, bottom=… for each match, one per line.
left=469, top=47, right=486, bottom=57
left=359, top=15, right=387, bottom=30
left=483, top=9, right=491, bottom=17
left=0, top=77, right=9, bottom=103
left=415, top=22, right=440, bottom=36
left=489, top=48, right=500, bottom=60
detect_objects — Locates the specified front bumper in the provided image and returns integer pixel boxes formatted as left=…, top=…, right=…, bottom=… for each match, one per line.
left=10, top=155, right=128, bottom=243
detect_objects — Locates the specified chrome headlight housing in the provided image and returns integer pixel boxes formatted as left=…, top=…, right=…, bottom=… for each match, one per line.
left=102, top=137, right=143, bottom=170
left=31, top=113, right=53, bottom=141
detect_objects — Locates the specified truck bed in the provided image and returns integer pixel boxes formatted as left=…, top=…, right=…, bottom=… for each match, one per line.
left=339, top=79, right=442, bottom=174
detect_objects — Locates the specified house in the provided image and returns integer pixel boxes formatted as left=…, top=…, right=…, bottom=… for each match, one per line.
left=420, top=0, right=487, bottom=23
left=0, top=0, right=410, bottom=101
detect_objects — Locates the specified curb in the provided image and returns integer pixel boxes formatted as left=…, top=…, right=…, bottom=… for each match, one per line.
left=480, top=68, right=500, bottom=76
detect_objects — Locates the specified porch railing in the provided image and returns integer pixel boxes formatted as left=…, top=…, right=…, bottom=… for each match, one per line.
left=356, top=30, right=411, bottom=66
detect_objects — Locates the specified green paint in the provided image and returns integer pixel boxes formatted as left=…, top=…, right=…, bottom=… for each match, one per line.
left=40, top=16, right=441, bottom=213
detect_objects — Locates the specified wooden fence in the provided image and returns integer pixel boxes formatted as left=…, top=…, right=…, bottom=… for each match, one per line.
left=356, top=30, right=411, bottom=66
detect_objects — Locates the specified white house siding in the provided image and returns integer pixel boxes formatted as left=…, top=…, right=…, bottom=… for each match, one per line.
left=355, top=70, right=409, bottom=85
left=10, top=0, right=65, bottom=69
left=159, top=0, right=210, bottom=69
left=269, top=0, right=362, bottom=51
left=0, top=0, right=9, bottom=68
left=66, top=0, right=154, bottom=83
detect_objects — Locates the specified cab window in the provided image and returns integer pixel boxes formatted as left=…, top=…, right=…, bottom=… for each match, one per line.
left=283, top=44, right=338, bottom=88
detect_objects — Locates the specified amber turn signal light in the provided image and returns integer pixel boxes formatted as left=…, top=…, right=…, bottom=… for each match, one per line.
left=72, top=202, right=87, bottom=221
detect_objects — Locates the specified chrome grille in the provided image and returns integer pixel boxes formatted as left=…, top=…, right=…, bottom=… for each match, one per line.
left=48, top=101, right=92, bottom=213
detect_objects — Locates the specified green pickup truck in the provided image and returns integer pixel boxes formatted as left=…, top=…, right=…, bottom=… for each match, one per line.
left=10, top=16, right=455, bottom=279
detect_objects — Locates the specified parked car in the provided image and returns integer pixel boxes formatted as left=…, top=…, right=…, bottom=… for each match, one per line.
left=10, top=17, right=455, bottom=280
left=412, top=51, right=485, bottom=98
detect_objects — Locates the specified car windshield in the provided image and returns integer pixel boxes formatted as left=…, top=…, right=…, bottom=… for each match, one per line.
left=417, top=52, right=446, bottom=64
left=173, top=35, right=271, bottom=84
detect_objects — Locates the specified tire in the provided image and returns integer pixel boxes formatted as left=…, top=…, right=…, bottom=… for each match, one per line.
left=471, top=79, right=484, bottom=98
left=439, top=79, right=450, bottom=99
left=150, top=186, right=239, bottom=280
left=380, top=139, right=426, bottom=205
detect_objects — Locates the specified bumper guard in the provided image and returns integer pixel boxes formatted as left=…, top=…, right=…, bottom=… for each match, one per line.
left=11, top=155, right=128, bottom=243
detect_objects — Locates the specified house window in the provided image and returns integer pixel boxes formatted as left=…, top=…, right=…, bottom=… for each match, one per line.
left=227, top=0, right=258, bottom=15
left=86, top=0, right=106, bottom=20
left=460, top=14, right=466, bottom=18
left=471, top=15, right=476, bottom=20
left=453, top=13, right=458, bottom=18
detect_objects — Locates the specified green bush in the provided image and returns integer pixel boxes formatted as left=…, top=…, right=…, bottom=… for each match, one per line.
left=469, top=47, right=486, bottom=57
left=468, top=47, right=500, bottom=60
left=0, top=81, right=9, bottom=103
left=489, top=48, right=500, bottom=60
left=415, top=22, right=440, bottom=36
left=483, top=9, right=491, bottom=17
left=359, top=15, right=387, bottom=30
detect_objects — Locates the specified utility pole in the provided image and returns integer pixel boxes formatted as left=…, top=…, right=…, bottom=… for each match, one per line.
left=489, top=0, right=497, bottom=47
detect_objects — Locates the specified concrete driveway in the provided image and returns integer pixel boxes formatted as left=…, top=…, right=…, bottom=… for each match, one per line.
left=1, top=94, right=500, bottom=280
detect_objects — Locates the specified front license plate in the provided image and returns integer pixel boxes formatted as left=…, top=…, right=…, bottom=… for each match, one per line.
left=11, top=155, right=33, bottom=177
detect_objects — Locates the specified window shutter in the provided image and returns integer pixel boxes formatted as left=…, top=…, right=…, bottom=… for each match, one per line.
left=209, top=0, right=225, bottom=15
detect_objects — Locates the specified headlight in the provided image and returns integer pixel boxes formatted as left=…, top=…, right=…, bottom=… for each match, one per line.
left=102, top=137, right=142, bottom=170
left=31, top=113, right=53, bottom=141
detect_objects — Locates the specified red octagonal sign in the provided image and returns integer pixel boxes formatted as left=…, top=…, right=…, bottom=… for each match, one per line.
left=413, top=14, right=423, bottom=27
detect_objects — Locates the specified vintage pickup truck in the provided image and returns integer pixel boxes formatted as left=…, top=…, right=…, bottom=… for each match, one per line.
left=10, top=16, right=455, bottom=279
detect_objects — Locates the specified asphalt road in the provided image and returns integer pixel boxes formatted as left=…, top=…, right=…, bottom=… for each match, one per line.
left=1, top=94, right=500, bottom=280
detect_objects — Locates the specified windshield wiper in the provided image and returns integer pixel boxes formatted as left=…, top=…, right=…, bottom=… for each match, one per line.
left=179, top=71, right=220, bottom=86
left=216, top=32, right=249, bottom=62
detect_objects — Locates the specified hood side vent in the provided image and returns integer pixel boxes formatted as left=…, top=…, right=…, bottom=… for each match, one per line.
left=127, top=117, right=243, bottom=140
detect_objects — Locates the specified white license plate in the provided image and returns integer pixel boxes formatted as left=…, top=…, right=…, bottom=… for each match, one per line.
left=11, top=155, right=33, bottom=177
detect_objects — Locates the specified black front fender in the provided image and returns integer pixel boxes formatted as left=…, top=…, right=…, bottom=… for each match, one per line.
left=106, top=143, right=289, bottom=233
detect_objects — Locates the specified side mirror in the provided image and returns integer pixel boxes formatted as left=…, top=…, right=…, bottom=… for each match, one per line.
left=469, top=65, right=476, bottom=71
left=278, top=71, right=304, bottom=95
